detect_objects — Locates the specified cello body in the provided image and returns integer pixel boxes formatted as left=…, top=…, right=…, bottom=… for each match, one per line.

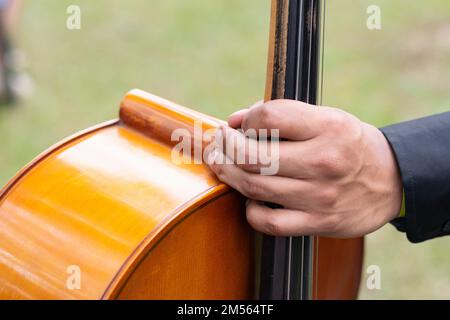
left=0, top=90, right=363, bottom=299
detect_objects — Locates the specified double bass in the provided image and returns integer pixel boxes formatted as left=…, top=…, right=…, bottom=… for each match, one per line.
left=0, top=0, right=363, bottom=299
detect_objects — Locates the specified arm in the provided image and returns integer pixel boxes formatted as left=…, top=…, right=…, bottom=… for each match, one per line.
left=206, top=100, right=403, bottom=238
left=206, top=100, right=450, bottom=241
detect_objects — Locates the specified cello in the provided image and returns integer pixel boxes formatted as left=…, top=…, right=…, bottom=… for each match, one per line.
left=0, top=0, right=363, bottom=299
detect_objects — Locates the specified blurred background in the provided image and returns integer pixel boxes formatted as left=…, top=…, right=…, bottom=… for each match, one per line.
left=0, top=0, right=449, bottom=299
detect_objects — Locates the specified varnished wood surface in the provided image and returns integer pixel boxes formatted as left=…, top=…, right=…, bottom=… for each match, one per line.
left=314, top=237, right=364, bottom=300
left=264, top=0, right=289, bottom=102
left=0, top=0, right=363, bottom=300
left=114, top=192, right=254, bottom=300
left=0, top=90, right=253, bottom=299
left=0, top=89, right=362, bottom=299
left=263, top=0, right=364, bottom=300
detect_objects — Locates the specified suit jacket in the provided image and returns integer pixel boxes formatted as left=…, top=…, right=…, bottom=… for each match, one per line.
left=381, top=111, right=450, bottom=243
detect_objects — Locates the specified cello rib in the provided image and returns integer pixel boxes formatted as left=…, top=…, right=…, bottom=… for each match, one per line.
left=0, top=89, right=254, bottom=299
left=0, top=88, right=362, bottom=300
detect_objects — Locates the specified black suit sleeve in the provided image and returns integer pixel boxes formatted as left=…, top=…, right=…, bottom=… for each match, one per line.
left=380, top=111, right=450, bottom=243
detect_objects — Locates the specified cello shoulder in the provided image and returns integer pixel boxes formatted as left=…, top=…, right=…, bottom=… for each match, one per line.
left=0, top=89, right=254, bottom=299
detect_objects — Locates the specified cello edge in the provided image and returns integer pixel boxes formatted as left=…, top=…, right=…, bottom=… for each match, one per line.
left=101, top=185, right=234, bottom=300
left=0, top=119, right=119, bottom=201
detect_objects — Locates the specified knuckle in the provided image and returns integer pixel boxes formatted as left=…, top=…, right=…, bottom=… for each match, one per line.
left=241, top=143, right=262, bottom=170
left=245, top=205, right=258, bottom=226
left=320, top=187, right=339, bottom=207
left=241, top=115, right=250, bottom=131
left=265, top=214, right=284, bottom=236
left=240, top=176, right=281, bottom=201
left=258, top=105, right=277, bottom=128
left=240, top=175, right=261, bottom=199
left=242, top=144, right=257, bottom=167
left=240, top=162, right=260, bottom=173
left=214, top=165, right=226, bottom=181
left=316, top=148, right=347, bottom=176
left=319, top=214, right=340, bottom=234
left=325, top=111, right=347, bottom=132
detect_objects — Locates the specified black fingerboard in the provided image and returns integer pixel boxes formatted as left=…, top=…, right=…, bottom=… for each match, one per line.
left=259, top=0, right=324, bottom=300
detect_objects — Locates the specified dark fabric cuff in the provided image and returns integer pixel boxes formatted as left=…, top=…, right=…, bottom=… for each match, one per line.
left=380, top=112, right=450, bottom=243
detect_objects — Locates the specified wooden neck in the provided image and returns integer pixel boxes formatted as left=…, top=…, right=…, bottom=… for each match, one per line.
left=259, top=0, right=324, bottom=300
left=264, top=0, right=323, bottom=104
left=264, top=0, right=290, bottom=101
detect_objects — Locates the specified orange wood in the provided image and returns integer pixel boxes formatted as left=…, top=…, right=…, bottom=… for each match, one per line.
left=314, top=237, right=364, bottom=300
left=114, top=192, right=254, bottom=300
left=0, top=89, right=362, bottom=299
left=0, top=91, right=252, bottom=299
left=264, top=0, right=364, bottom=300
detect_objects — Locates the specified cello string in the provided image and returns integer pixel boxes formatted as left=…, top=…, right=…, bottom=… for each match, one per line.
left=286, top=0, right=299, bottom=301
left=286, top=237, right=292, bottom=299
left=315, top=0, right=326, bottom=299
left=294, top=0, right=305, bottom=301
left=286, top=0, right=324, bottom=300
left=305, top=0, right=315, bottom=300
left=301, top=0, right=316, bottom=300
left=297, top=0, right=304, bottom=298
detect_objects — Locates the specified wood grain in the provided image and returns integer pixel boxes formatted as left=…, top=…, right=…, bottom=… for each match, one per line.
left=263, top=0, right=364, bottom=300
left=0, top=88, right=363, bottom=299
left=0, top=90, right=253, bottom=299
left=264, top=0, right=289, bottom=102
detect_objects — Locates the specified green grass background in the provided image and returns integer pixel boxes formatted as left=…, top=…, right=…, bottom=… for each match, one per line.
left=1, top=0, right=449, bottom=299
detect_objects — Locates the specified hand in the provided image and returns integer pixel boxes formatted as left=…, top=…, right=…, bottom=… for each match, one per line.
left=206, top=99, right=403, bottom=238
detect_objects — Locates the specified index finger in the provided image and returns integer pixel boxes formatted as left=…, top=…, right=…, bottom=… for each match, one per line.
left=241, top=99, right=324, bottom=140
left=228, top=100, right=263, bottom=129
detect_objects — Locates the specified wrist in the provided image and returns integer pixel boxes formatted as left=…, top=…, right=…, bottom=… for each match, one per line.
left=379, top=126, right=403, bottom=221
left=366, top=124, right=403, bottom=222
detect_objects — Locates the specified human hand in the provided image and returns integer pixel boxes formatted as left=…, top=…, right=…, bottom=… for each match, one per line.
left=206, top=100, right=402, bottom=238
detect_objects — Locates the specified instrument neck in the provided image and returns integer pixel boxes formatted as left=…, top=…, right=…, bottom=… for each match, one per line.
left=259, top=0, right=325, bottom=300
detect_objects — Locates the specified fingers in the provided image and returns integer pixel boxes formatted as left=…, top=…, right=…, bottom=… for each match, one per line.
left=228, top=109, right=249, bottom=129
left=206, top=148, right=315, bottom=207
left=217, top=126, right=317, bottom=178
left=240, top=99, right=324, bottom=141
left=228, top=101, right=263, bottom=129
left=218, top=125, right=281, bottom=175
left=245, top=200, right=327, bottom=236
